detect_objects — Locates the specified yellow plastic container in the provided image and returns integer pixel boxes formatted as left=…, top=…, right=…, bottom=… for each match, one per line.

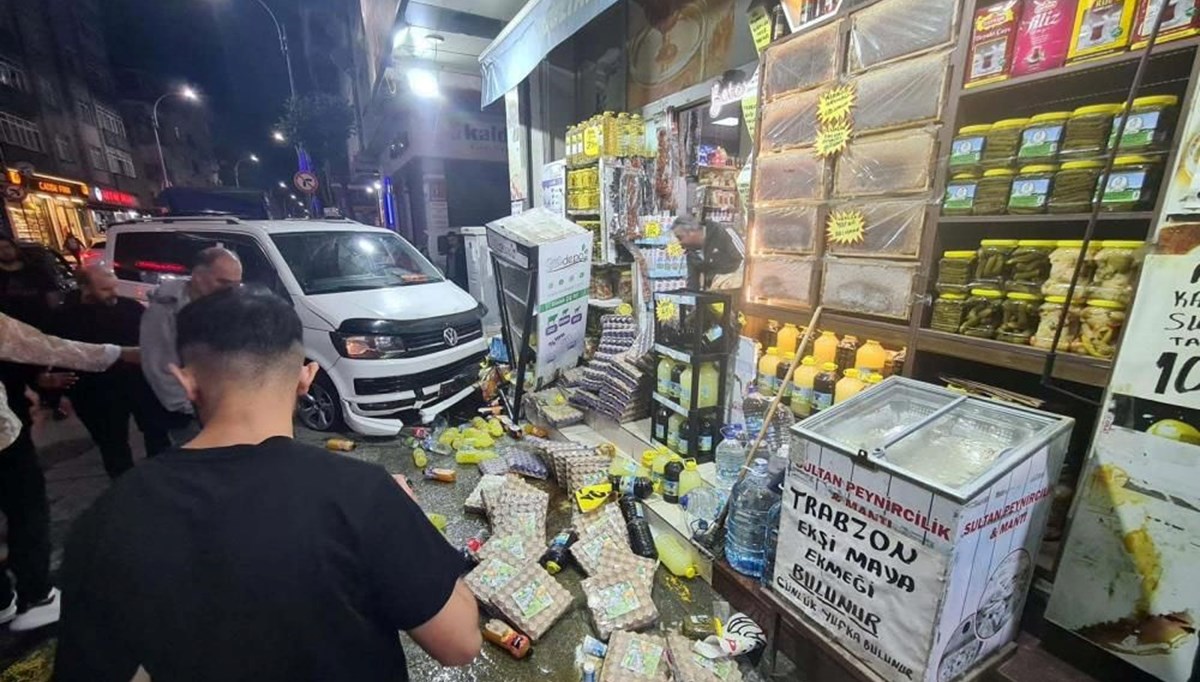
left=776, top=323, right=801, bottom=357
left=757, top=346, right=782, bottom=396
left=855, top=339, right=887, bottom=375
left=638, top=451, right=656, bottom=480
left=813, top=331, right=838, bottom=366
left=456, top=449, right=498, bottom=465
left=791, top=356, right=819, bottom=418
left=834, top=369, right=867, bottom=404
left=696, top=362, right=719, bottom=409
left=654, top=533, right=699, bottom=579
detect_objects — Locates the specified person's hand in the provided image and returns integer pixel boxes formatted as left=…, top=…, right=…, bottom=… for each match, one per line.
left=37, top=371, right=78, bottom=390
left=120, top=347, right=141, bottom=365
left=393, top=474, right=417, bottom=501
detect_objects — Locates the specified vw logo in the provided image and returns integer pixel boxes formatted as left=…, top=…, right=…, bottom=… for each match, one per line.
left=443, top=327, right=459, bottom=347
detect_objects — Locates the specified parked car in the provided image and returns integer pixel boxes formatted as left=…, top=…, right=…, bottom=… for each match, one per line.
left=105, top=216, right=487, bottom=435
left=80, top=239, right=106, bottom=268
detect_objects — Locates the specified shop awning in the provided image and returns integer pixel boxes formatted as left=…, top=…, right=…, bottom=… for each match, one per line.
left=478, top=0, right=619, bottom=107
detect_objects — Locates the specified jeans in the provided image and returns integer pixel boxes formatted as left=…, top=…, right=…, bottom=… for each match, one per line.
left=0, top=428, right=52, bottom=608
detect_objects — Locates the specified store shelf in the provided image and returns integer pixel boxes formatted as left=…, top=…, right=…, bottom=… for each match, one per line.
left=916, top=329, right=1112, bottom=387
left=739, top=302, right=912, bottom=349
left=653, top=343, right=725, bottom=364
left=589, top=297, right=623, bottom=309
left=939, top=212, right=1153, bottom=224
left=651, top=392, right=689, bottom=417
left=567, top=210, right=600, bottom=217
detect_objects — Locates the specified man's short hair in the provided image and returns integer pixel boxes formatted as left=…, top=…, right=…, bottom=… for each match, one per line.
left=194, top=246, right=240, bottom=270
left=176, top=287, right=302, bottom=376
left=672, top=216, right=703, bottom=234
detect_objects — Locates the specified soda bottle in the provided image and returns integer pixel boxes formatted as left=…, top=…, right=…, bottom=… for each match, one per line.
left=540, top=528, right=578, bottom=574
left=610, top=475, right=654, bottom=499
left=663, top=459, right=684, bottom=503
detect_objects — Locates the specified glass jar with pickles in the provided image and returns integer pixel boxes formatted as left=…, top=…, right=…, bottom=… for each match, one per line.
left=960, top=289, right=1004, bottom=339
left=1043, top=240, right=1098, bottom=299
left=997, top=292, right=1042, bottom=345
left=981, top=118, right=1029, bottom=170
left=974, top=169, right=1015, bottom=215
left=1008, top=164, right=1058, bottom=214
left=1075, top=299, right=1126, bottom=359
left=1061, top=104, right=1123, bottom=159
left=931, top=292, right=968, bottom=333
left=949, top=124, right=992, bottom=174
left=1088, top=240, right=1144, bottom=303
left=942, top=174, right=979, bottom=216
left=1110, top=95, right=1179, bottom=153
left=1097, top=155, right=1162, bottom=212
left=973, top=239, right=1018, bottom=288
left=936, top=250, right=977, bottom=294
left=1008, top=240, right=1056, bottom=293
left=1018, top=112, right=1071, bottom=164
left=1049, top=160, right=1103, bottom=214
left=1032, top=296, right=1082, bottom=352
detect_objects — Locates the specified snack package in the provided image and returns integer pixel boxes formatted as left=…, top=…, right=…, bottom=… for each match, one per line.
left=665, top=632, right=744, bottom=682
left=504, top=448, right=550, bottom=479
left=494, top=565, right=574, bottom=641
left=1013, top=0, right=1078, bottom=76
left=465, top=555, right=528, bottom=605
left=1132, top=0, right=1200, bottom=47
left=582, top=569, right=659, bottom=640
left=1067, top=0, right=1137, bottom=61
left=600, top=631, right=670, bottom=682
left=965, top=1, right=1023, bottom=87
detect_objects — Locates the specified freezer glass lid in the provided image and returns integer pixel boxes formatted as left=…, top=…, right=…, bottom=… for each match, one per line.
left=802, top=379, right=958, bottom=453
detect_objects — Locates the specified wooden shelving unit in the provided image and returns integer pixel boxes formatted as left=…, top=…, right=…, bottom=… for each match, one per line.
left=915, top=329, right=1112, bottom=387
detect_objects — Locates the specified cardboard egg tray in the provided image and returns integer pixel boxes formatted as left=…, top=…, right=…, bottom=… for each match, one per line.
left=582, top=567, right=659, bottom=640
left=477, top=533, right=542, bottom=566
left=465, top=555, right=529, bottom=605
left=600, top=631, right=670, bottom=682
left=600, top=542, right=657, bottom=592
left=489, top=483, right=549, bottom=542
left=564, top=453, right=611, bottom=492
left=465, top=474, right=508, bottom=514
left=666, top=633, right=744, bottom=682
left=574, top=503, right=630, bottom=548
left=493, top=564, right=574, bottom=641
left=572, top=525, right=622, bottom=576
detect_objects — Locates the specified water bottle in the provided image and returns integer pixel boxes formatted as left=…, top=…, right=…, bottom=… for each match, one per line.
left=681, top=486, right=723, bottom=533
left=725, top=459, right=778, bottom=579
left=766, top=443, right=790, bottom=497
left=743, top=386, right=794, bottom=455
left=714, top=425, right=746, bottom=493
left=761, top=500, right=782, bottom=587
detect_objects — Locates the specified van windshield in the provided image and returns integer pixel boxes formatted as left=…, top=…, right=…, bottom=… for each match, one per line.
left=270, top=231, right=443, bottom=295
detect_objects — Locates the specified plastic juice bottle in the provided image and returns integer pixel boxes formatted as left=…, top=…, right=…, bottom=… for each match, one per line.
left=680, top=365, right=695, bottom=409
left=757, top=346, right=781, bottom=396
left=654, top=534, right=699, bottom=578
left=697, top=362, right=719, bottom=409
left=856, top=339, right=887, bottom=376
left=763, top=319, right=780, bottom=348
left=812, top=362, right=838, bottom=413
left=775, top=360, right=793, bottom=408
left=835, top=369, right=867, bottom=404
left=697, top=413, right=717, bottom=461
left=814, top=331, right=839, bottom=365
left=666, top=414, right=684, bottom=454
left=670, top=363, right=686, bottom=401
left=657, top=356, right=675, bottom=396
left=836, top=335, right=859, bottom=375
left=777, top=323, right=801, bottom=356
left=679, top=461, right=703, bottom=498
left=791, top=356, right=819, bottom=418
left=653, top=405, right=671, bottom=444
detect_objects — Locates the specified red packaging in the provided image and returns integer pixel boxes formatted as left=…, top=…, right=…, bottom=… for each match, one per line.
left=1132, top=0, right=1200, bottom=47
left=966, top=1, right=1025, bottom=87
left=1013, top=0, right=1079, bottom=76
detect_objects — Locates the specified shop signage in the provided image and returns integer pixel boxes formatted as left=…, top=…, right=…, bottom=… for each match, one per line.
left=710, top=70, right=760, bottom=118
left=2, top=184, right=26, bottom=202
left=541, top=160, right=566, bottom=217
left=91, top=187, right=139, bottom=209
left=534, top=232, right=591, bottom=381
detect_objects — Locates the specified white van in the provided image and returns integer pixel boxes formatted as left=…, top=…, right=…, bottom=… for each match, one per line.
left=106, top=216, right=488, bottom=436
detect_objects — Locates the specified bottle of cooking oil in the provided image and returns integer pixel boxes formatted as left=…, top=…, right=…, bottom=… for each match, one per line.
left=602, top=112, right=619, bottom=157
left=630, top=114, right=645, bottom=156
left=616, top=113, right=631, bottom=156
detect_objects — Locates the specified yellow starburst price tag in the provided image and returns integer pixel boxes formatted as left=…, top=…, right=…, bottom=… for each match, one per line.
left=617, top=302, right=633, bottom=316
left=644, top=221, right=662, bottom=238
left=826, top=209, right=867, bottom=246
left=814, top=121, right=852, bottom=158
left=656, top=299, right=677, bottom=322
left=666, top=242, right=685, bottom=258
left=817, top=84, right=857, bottom=125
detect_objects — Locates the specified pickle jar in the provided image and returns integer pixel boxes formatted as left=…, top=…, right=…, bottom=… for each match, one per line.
left=1111, top=95, right=1179, bottom=153
left=949, top=124, right=993, bottom=174
left=1043, top=240, right=1098, bottom=299
left=981, top=118, right=1029, bottom=170
left=1032, top=295, right=1082, bottom=352
left=942, top=173, right=980, bottom=216
left=973, top=239, right=1018, bottom=288
left=1049, top=160, right=1103, bottom=214
left=1061, top=104, right=1123, bottom=159
left=960, top=288, right=1004, bottom=339
left=1008, top=240, right=1056, bottom=293
left=1018, top=112, right=1071, bottom=164
left=1097, top=155, right=1162, bottom=212
left=931, top=292, right=968, bottom=333
left=1075, top=299, right=1126, bottom=359
left=1088, top=240, right=1144, bottom=303
left=1008, top=164, right=1058, bottom=214
left=936, top=250, right=977, bottom=294
left=974, top=169, right=1015, bottom=215
left=997, top=292, right=1042, bottom=345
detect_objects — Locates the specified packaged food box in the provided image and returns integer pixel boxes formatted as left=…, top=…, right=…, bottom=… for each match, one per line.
left=1013, top=0, right=1078, bottom=76
left=666, top=632, right=745, bottom=682
left=1067, top=0, right=1137, bottom=61
left=465, top=555, right=529, bottom=605
left=600, top=631, right=670, bottom=682
left=1132, top=0, right=1200, bottom=47
left=965, top=1, right=1023, bottom=87
left=494, top=565, right=574, bottom=641
left=582, top=568, right=659, bottom=640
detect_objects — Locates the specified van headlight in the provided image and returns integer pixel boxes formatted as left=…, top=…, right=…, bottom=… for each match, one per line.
left=331, top=333, right=406, bottom=359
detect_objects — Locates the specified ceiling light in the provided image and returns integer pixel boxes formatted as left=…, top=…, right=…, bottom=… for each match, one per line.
left=425, top=34, right=445, bottom=46
left=406, top=68, right=440, bottom=99
left=278, top=181, right=286, bottom=188
left=271, top=130, right=286, bottom=142
left=249, top=153, right=260, bottom=163
left=711, top=117, right=740, bottom=127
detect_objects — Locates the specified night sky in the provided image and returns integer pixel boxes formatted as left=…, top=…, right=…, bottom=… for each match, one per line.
left=101, top=0, right=301, bottom=191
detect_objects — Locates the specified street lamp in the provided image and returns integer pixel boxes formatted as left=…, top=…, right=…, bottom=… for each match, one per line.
left=277, top=181, right=287, bottom=189
left=152, top=85, right=200, bottom=189
left=272, top=130, right=286, bottom=143
left=233, top=153, right=259, bottom=188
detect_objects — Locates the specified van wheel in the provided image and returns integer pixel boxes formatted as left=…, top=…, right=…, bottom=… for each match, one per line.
left=297, top=372, right=343, bottom=432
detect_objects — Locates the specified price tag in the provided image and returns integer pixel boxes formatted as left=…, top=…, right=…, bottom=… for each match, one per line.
left=656, top=299, right=677, bottom=322
left=814, top=121, right=853, bottom=158
left=818, top=84, right=857, bottom=125
left=742, top=96, right=758, bottom=137
left=617, top=302, right=633, bottom=316
left=644, top=221, right=662, bottom=238
left=666, top=242, right=685, bottom=258
left=826, top=209, right=866, bottom=246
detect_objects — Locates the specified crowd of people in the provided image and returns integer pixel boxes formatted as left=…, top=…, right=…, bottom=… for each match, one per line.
left=0, top=235, right=479, bottom=679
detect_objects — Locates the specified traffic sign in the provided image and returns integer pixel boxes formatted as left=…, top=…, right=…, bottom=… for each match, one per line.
left=2, top=183, right=26, bottom=202
left=293, top=171, right=319, bottom=194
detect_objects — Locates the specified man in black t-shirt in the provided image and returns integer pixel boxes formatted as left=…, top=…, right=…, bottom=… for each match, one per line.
left=0, top=236, right=59, bottom=328
left=56, top=287, right=481, bottom=681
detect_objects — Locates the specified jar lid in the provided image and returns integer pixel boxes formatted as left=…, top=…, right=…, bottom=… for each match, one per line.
left=684, top=460, right=698, bottom=471
left=939, top=292, right=967, bottom=300
left=766, top=346, right=779, bottom=354
left=942, top=250, right=977, bottom=258
left=983, top=168, right=1016, bottom=177
left=866, top=373, right=884, bottom=384
left=957, top=124, right=993, bottom=134
left=992, top=118, right=1031, bottom=129
left=970, top=288, right=1004, bottom=298
left=843, top=369, right=860, bottom=378
left=1045, top=295, right=1068, bottom=304
left=1029, top=112, right=1072, bottom=123
left=1056, top=239, right=1087, bottom=247
left=1132, top=95, right=1179, bottom=108
left=1018, top=164, right=1059, bottom=174
left=802, top=356, right=816, bottom=366
left=821, top=362, right=838, bottom=371
left=1073, top=103, right=1124, bottom=116
left=1060, top=160, right=1104, bottom=170
left=1006, top=291, right=1042, bottom=301
left=980, top=239, right=1019, bottom=246
left=1086, top=299, right=1126, bottom=309
left=951, top=173, right=979, bottom=180
left=1101, top=240, right=1145, bottom=248
left=1017, top=239, right=1058, bottom=247
left=1114, top=155, right=1157, bottom=165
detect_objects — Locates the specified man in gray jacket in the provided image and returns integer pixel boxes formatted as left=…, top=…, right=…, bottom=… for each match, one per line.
left=139, top=247, right=242, bottom=441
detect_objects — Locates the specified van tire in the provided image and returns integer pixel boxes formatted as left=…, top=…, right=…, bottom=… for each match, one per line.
left=297, top=371, right=343, bottom=432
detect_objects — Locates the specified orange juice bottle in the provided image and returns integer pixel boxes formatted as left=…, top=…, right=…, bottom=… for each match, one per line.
left=757, top=346, right=782, bottom=396
left=835, top=369, right=867, bottom=404
left=777, top=323, right=801, bottom=357
left=814, top=331, right=839, bottom=366
left=856, top=339, right=887, bottom=377
left=791, top=356, right=819, bottom=418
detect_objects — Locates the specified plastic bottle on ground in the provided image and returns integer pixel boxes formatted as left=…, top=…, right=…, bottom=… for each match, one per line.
left=724, top=458, right=778, bottom=579
left=655, top=533, right=699, bottom=578
left=714, top=425, right=746, bottom=493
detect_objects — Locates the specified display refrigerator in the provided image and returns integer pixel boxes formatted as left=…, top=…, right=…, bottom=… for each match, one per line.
left=771, top=377, right=1074, bottom=682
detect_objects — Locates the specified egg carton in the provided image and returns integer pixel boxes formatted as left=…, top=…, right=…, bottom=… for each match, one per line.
left=478, top=456, right=512, bottom=476
left=600, top=631, right=670, bottom=682
left=465, top=474, right=509, bottom=514
left=547, top=447, right=607, bottom=488
left=600, top=542, right=657, bottom=592
left=564, top=454, right=611, bottom=492
left=477, top=533, right=542, bottom=566
left=465, top=555, right=530, bottom=605
left=480, top=474, right=538, bottom=516
left=575, top=502, right=630, bottom=548
left=494, top=564, right=575, bottom=641
left=572, top=525, right=623, bottom=577
left=666, top=632, right=744, bottom=682
left=582, top=568, right=659, bottom=641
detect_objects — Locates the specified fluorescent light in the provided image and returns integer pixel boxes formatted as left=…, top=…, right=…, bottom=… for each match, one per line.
left=366, top=186, right=375, bottom=194
left=278, top=181, right=286, bottom=188
left=711, top=117, right=740, bottom=127
left=249, top=154, right=260, bottom=163
left=406, top=68, right=440, bottom=99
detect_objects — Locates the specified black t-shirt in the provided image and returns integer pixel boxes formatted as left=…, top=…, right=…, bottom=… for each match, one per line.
left=0, top=263, right=57, bottom=327
left=55, top=437, right=467, bottom=682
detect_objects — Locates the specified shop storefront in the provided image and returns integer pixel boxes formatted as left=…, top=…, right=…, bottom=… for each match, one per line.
left=87, top=185, right=143, bottom=234
left=3, top=169, right=95, bottom=251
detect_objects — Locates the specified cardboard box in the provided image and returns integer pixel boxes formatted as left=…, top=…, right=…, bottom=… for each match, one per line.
left=1013, top=0, right=1079, bottom=76
left=965, top=1, right=1024, bottom=87
left=1067, top=0, right=1138, bottom=61
left=1132, top=0, right=1200, bottom=47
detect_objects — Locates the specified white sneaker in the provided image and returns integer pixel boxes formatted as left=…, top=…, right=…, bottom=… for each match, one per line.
left=9, top=587, right=60, bottom=631
left=0, top=593, right=15, bottom=625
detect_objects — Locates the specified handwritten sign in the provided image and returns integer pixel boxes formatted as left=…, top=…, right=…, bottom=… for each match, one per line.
left=826, top=209, right=866, bottom=246
left=743, top=96, right=758, bottom=137
left=818, top=84, right=857, bottom=126
left=815, top=122, right=853, bottom=158
left=748, top=5, right=773, bottom=53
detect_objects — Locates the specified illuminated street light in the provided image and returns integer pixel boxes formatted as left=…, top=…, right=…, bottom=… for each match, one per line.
left=278, top=181, right=287, bottom=189
left=152, top=85, right=201, bottom=189
left=233, top=153, right=260, bottom=188
left=272, top=130, right=286, bottom=143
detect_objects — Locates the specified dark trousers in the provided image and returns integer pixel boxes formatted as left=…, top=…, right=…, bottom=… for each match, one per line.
left=72, top=378, right=171, bottom=478
left=0, top=429, right=52, bottom=608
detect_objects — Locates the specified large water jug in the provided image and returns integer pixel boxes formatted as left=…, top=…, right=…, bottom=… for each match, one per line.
left=714, top=425, right=745, bottom=492
left=743, top=386, right=794, bottom=455
left=724, top=459, right=777, bottom=579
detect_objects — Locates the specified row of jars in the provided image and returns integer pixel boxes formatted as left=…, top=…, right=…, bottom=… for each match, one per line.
left=931, top=289, right=1125, bottom=359
left=936, top=239, right=1144, bottom=304
left=943, top=155, right=1162, bottom=216
left=948, top=96, right=1179, bottom=174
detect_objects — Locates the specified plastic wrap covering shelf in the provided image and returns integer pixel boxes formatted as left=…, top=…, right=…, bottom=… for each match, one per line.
left=763, top=20, right=841, bottom=100
left=834, top=126, right=939, bottom=198
left=752, top=202, right=820, bottom=254
left=826, top=199, right=926, bottom=258
left=755, top=148, right=827, bottom=203
left=852, top=50, right=951, bottom=134
left=821, top=257, right=918, bottom=320
left=747, top=255, right=816, bottom=309
left=761, top=88, right=822, bottom=152
left=847, top=0, right=960, bottom=72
